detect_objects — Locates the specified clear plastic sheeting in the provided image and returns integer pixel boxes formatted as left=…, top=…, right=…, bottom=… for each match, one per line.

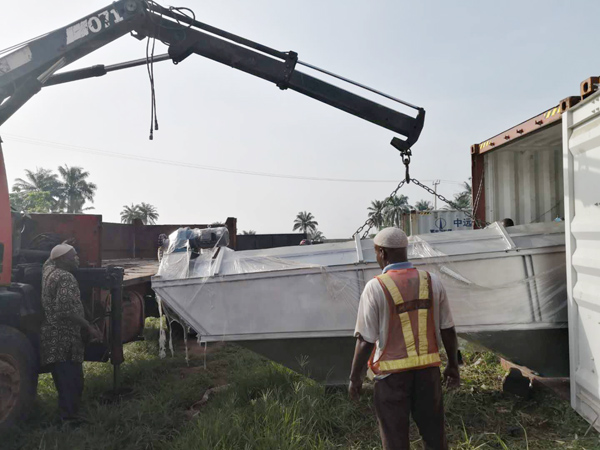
left=157, top=250, right=191, bottom=280
left=157, top=227, right=231, bottom=279
left=410, top=234, right=567, bottom=329
left=165, top=226, right=229, bottom=253
left=152, top=221, right=567, bottom=343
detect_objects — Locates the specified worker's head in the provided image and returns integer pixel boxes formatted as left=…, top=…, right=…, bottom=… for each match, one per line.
left=50, top=244, right=79, bottom=271
left=501, top=218, right=515, bottom=228
left=373, top=227, right=408, bottom=269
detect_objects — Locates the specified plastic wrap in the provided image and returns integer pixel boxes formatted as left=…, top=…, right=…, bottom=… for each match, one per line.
left=164, top=226, right=229, bottom=254
left=152, top=221, right=567, bottom=342
left=409, top=235, right=567, bottom=328
left=157, top=227, right=231, bottom=279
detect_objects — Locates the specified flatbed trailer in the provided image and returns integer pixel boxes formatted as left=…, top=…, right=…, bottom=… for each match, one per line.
left=8, top=212, right=237, bottom=367
left=104, top=259, right=159, bottom=288
left=0, top=212, right=239, bottom=432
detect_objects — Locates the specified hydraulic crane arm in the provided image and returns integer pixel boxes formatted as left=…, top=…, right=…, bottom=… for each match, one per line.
left=0, top=0, right=425, bottom=151
left=0, top=1, right=141, bottom=126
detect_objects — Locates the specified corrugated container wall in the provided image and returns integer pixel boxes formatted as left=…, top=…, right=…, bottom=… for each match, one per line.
left=483, top=123, right=564, bottom=225
left=563, top=91, right=600, bottom=434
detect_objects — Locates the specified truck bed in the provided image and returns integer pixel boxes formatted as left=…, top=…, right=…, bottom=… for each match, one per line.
left=103, top=259, right=159, bottom=287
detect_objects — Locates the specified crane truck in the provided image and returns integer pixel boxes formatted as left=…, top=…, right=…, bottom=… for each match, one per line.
left=0, top=0, right=425, bottom=430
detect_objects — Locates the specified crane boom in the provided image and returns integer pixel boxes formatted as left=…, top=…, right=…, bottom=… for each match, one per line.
left=0, top=0, right=424, bottom=150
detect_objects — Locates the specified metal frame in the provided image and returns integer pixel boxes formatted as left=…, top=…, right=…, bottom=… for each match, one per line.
left=74, top=266, right=124, bottom=388
left=471, top=106, right=563, bottom=156
left=354, top=234, right=364, bottom=263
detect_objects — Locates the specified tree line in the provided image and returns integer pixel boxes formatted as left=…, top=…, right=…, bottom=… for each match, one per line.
left=120, top=203, right=159, bottom=225
left=12, top=167, right=470, bottom=234
left=10, top=166, right=97, bottom=213
left=367, top=181, right=472, bottom=230
left=10, top=166, right=160, bottom=224
left=291, top=180, right=472, bottom=240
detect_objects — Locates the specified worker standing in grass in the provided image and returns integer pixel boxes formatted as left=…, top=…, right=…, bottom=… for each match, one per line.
left=40, top=244, right=102, bottom=423
left=349, top=227, right=460, bottom=450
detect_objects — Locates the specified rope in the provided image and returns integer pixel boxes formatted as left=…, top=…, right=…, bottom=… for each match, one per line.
left=146, top=36, right=159, bottom=140
left=531, top=199, right=563, bottom=223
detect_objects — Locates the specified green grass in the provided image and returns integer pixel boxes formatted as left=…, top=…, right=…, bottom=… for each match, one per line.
left=5, top=319, right=599, bottom=449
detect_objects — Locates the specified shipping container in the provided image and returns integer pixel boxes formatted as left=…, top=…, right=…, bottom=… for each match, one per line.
left=471, top=107, right=566, bottom=226
left=400, top=210, right=473, bottom=235
left=471, top=78, right=600, bottom=227
left=563, top=90, right=600, bottom=434
left=470, top=76, right=600, bottom=431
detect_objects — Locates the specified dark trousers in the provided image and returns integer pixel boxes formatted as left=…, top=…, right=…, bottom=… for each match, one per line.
left=50, top=361, right=84, bottom=420
left=373, top=366, right=447, bottom=450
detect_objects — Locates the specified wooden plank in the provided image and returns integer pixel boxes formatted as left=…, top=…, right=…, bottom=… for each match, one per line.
left=500, top=358, right=570, bottom=401
left=103, top=259, right=159, bottom=286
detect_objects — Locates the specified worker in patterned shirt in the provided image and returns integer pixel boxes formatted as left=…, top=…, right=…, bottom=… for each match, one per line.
left=41, top=244, right=102, bottom=422
left=349, top=227, right=460, bottom=450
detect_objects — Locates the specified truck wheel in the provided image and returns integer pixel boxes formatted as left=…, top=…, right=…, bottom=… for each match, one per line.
left=0, top=326, right=38, bottom=433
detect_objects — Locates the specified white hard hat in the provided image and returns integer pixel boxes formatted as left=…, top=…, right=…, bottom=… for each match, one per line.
left=373, top=227, right=408, bottom=249
left=50, top=244, right=75, bottom=260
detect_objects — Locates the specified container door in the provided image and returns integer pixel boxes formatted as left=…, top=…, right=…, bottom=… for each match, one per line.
left=563, top=90, right=600, bottom=433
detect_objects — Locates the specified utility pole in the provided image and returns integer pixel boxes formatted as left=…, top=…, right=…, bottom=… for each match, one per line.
left=433, top=180, right=441, bottom=210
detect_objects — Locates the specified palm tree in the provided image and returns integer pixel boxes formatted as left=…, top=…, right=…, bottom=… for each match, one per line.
left=462, top=179, right=472, bottom=207
left=367, top=200, right=386, bottom=230
left=384, top=195, right=411, bottom=227
left=444, top=180, right=472, bottom=210
left=293, top=211, right=318, bottom=234
left=137, top=202, right=159, bottom=225
left=57, top=165, right=97, bottom=213
left=13, top=168, right=61, bottom=211
left=242, top=230, right=257, bottom=235
left=309, top=230, right=326, bottom=243
left=13, top=168, right=60, bottom=194
left=463, top=178, right=472, bottom=196
left=121, top=204, right=141, bottom=223
left=414, top=199, right=432, bottom=211
left=449, top=192, right=471, bottom=210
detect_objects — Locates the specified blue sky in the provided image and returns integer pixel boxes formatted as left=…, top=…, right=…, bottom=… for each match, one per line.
left=1, top=0, right=598, bottom=237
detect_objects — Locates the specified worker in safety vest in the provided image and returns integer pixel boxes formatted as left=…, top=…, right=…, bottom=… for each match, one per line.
left=349, top=227, right=460, bottom=450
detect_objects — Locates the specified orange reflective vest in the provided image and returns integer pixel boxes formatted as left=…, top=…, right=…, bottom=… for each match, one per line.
left=368, top=268, right=441, bottom=375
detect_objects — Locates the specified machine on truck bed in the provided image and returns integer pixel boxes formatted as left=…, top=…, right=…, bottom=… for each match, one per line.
left=0, top=0, right=425, bottom=430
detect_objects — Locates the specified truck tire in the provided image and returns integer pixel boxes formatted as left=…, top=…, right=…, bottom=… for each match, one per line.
left=0, top=325, right=38, bottom=433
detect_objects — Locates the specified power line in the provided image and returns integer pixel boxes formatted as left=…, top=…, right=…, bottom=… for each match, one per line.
left=3, top=133, right=465, bottom=185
